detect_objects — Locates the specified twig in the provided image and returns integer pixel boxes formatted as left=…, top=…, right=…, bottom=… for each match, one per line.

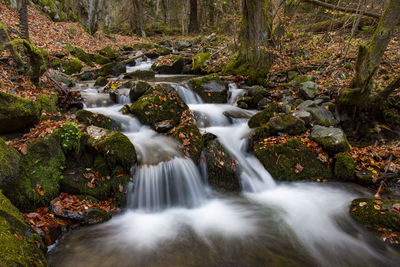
left=374, top=154, right=393, bottom=198
left=0, top=72, right=14, bottom=87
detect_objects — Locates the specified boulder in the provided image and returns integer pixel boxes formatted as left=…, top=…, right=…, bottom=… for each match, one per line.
left=253, top=138, right=331, bottom=182
left=204, top=134, right=240, bottom=191
left=334, top=153, right=355, bottom=180
left=145, top=47, right=171, bottom=59
left=97, top=46, right=119, bottom=60
left=0, top=138, right=20, bottom=191
left=46, top=69, right=74, bottom=86
left=94, top=76, right=108, bottom=87
left=76, top=110, right=121, bottom=130
left=37, top=94, right=58, bottom=113
left=124, top=70, right=155, bottom=79
left=192, top=52, right=211, bottom=73
left=154, top=120, right=174, bottom=133
left=152, top=55, right=184, bottom=74
left=98, top=61, right=126, bottom=77
left=248, top=103, right=278, bottom=128
left=311, top=125, right=350, bottom=154
left=268, top=114, right=306, bottom=136
left=306, top=107, right=335, bottom=126
left=299, top=81, right=318, bottom=99
left=297, top=99, right=315, bottom=109
left=129, top=81, right=152, bottom=102
left=188, top=74, right=228, bottom=103
left=129, top=85, right=188, bottom=127
left=0, top=91, right=40, bottom=133
left=292, top=110, right=312, bottom=125
left=61, top=58, right=82, bottom=75
left=0, top=192, right=48, bottom=266
left=176, top=41, right=191, bottom=50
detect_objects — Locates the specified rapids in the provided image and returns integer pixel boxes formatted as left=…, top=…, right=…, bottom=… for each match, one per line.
left=48, top=64, right=400, bottom=266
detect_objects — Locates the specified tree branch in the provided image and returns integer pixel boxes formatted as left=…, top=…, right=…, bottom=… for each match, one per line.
left=302, top=0, right=380, bottom=19
left=379, top=75, right=400, bottom=99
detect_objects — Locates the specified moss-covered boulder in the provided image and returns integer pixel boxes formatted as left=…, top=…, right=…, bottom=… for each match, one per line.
left=311, top=125, right=350, bottom=154
left=334, top=153, right=355, bottom=180
left=268, top=114, right=306, bottom=136
left=204, top=134, right=240, bottom=191
left=62, top=58, right=83, bottom=75
left=152, top=54, right=184, bottom=74
left=37, top=93, right=58, bottom=113
left=129, top=85, right=188, bottom=127
left=0, top=138, right=20, bottom=191
left=97, top=46, right=119, bottom=60
left=248, top=103, right=278, bottom=128
left=61, top=126, right=136, bottom=201
left=192, top=52, right=211, bottom=73
left=253, top=138, right=331, bottom=181
left=76, top=110, right=121, bottom=130
left=94, top=76, right=108, bottom=87
left=188, top=74, right=228, bottom=103
left=145, top=47, right=171, bottom=59
left=0, top=192, right=48, bottom=266
left=5, top=131, right=66, bottom=211
left=129, top=81, right=152, bottom=102
left=306, top=107, right=335, bottom=127
left=65, top=44, right=111, bottom=66
left=350, top=198, right=400, bottom=232
left=0, top=91, right=40, bottom=133
left=98, top=61, right=126, bottom=77
left=124, top=70, right=155, bottom=79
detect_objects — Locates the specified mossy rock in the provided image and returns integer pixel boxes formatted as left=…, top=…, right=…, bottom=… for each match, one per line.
left=5, top=131, right=66, bottom=211
left=37, top=93, right=58, bottom=113
left=204, top=134, right=240, bottom=191
left=291, top=75, right=313, bottom=85
left=76, top=110, right=121, bottom=130
left=62, top=58, right=83, bottom=75
left=253, top=139, right=331, bottom=181
left=268, top=114, right=306, bottom=136
left=133, top=43, right=158, bottom=50
left=248, top=103, right=278, bottom=128
left=129, top=85, right=188, bottom=127
left=145, top=47, right=171, bottom=59
left=350, top=198, right=400, bottom=231
left=192, top=52, right=211, bottom=73
left=334, top=153, right=355, bottom=181
left=311, top=125, right=350, bottom=154
left=0, top=192, right=48, bottom=266
left=98, top=61, right=126, bottom=77
left=94, top=76, right=108, bottom=87
left=129, top=81, right=152, bottom=102
left=97, top=46, right=118, bottom=60
left=0, top=91, right=40, bottom=134
left=188, top=74, right=228, bottom=103
left=65, top=44, right=111, bottom=67
left=124, top=70, right=155, bottom=79
left=0, top=138, right=20, bottom=191
left=151, top=54, right=184, bottom=74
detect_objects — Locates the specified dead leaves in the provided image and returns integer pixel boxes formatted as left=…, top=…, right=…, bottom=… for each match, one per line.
left=36, top=184, right=45, bottom=196
left=294, top=163, right=304, bottom=174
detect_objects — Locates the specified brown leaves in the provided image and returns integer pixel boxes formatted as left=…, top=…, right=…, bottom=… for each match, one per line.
left=36, top=184, right=45, bottom=196
left=392, top=204, right=400, bottom=214
left=294, top=163, right=304, bottom=174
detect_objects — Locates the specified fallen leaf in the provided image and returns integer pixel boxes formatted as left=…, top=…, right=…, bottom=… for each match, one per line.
left=36, top=184, right=45, bottom=196
left=294, top=163, right=304, bottom=174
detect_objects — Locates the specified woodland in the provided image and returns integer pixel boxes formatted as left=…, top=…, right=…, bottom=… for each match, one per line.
left=0, top=0, right=400, bottom=266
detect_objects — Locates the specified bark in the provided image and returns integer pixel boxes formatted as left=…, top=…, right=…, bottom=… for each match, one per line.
left=132, top=0, right=144, bottom=36
left=18, top=0, right=29, bottom=40
left=189, top=0, right=199, bottom=33
left=302, top=0, right=380, bottom=19
left=208, top=0, right=215, bottom=27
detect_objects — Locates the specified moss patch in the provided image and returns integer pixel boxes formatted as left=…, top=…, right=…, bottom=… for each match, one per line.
left=37, top=93, right=58, bottom=113
left=76, top=110, right=121, bottom=131
left=192, top=52, right=211, bottom=73
left=0, top=138, right=20, bottom=190
left=334, top=153, right=355, bottom=181
left=248, top=103, right=278, bottom=128
left=62, top=58, right=83, bottom=75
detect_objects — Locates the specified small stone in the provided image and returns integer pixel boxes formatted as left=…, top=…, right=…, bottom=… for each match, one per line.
left=293, top=110, right=312, bottom=125
left=298, top=100, right=315, bottom=109
left=299, top=81, right=318, bottom=99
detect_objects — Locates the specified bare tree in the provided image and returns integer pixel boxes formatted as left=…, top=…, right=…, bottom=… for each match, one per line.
left=189, top=0, right=199, bottom=33
left=18, top=0, right=29, bottom=40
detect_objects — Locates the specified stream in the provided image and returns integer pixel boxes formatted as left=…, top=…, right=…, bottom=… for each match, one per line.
left=47, top=62, right=400, bottom=267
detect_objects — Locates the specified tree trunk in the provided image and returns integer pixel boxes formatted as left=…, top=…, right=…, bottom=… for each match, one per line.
left=18, top=0, right=29, bottom=40
left=132, top=0, right=144, bottom=36
left=208, top=0, right=215, bottom=27
left=188, top=0, right=199, bottom=33
left=339, top=0, right=400, bottom=108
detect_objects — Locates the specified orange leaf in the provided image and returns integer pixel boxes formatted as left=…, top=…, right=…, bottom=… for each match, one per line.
left=36, top=184, right=45, bottom=196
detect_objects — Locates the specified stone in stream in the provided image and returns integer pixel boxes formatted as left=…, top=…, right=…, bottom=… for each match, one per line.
left=203, top=133, right=241, bottom=192
left=154, top=120, right=174, bottom=133
left=248, top=103, right=278, bottom=128
left=123, top=70, right=155, bottom=79
left=152, top=54, right=184, bottom=74
left=98, top=61, right=127, bottom=77
left=188, top=74, right=228, bottom=103
left=334, top=153, right=355, bottom=181
left=0, top=192, right=48, bottom=266
left=311, top=125, right=350, bottom=154
left=129, top=81, right=152, bottom=102
left=0, top=91, right=40, bottom=134
left=94, top=76, right=108, bottom=87
left=76, top=110, right=121, bottom=130
left=268, top=114, right=306, bottom=136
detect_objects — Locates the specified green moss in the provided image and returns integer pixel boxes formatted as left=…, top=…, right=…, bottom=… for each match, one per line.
left=268, top=114, right=306, bottom=135
left=291, top=75, right=312, bottom=85
left=334, top=153, right=355, bottom=180
left=6, top=131, right=65, bottom=211
left=98, top=61, right=126, bottom=77
left=94, top=76, right=108, bottom=87
left=60, top=122, right=81, bottom=154
left=97, top=46, right=118, bottom=60
left=192, top=52, right=211, bottom=72
left=248, top=103, right=278, bottom=128
left=124, top=70, right=155, bottom=79
left=129, top=85, right=188, bottom=127
left=65, top=44, right=94, bottom=66
left=62, top=58, right=83, bottom=75
left=188, top=74, right=228, bottom=103
left=253, top=139, right=331, bottom=181
left=0, top=192, right=48, bottom=266
left=0, top=138, right=20, bottom=191
left=76, top=110, right=121, bottom=130
left=350, top=198, right=400, bottom=231
left=37, top=93, right=58, bottom=113
left=151, top=54, right=184, bottom=74
left=0, top=91, right=40, bottom=133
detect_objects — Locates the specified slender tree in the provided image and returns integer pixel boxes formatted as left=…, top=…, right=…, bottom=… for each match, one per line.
left=18, top=0, right=29, bottom=40
left=132, top=0, right=144, bottom=36
left=189, top=0, right=199, bottom=33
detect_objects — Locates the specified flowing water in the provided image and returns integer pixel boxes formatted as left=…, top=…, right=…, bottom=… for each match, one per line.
left=48, top=63, right=400, bottom=266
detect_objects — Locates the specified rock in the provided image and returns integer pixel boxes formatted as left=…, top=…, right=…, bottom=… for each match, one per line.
left=5, top=129, right=66, bottom=211
left=297, top=99, right=315, bottom=109
left=282, top=96, right=295, bottom=105
left=76, top=110, right=121, bottom=130
left=94, top=76, right=108, bottom=87
left=145, top=47, right=171, bottom=59
left=350, top=198, right=400, bottom=232
left=248, top=103, right=278, bottom=128
left=97, top=46, right=119, bottom=60
left=257, top=97, right=270, bottom=110
left=287, top=70, right=298, bottom=81
left=176, top=41, right=191, bottom=50
left=292, top=110, right=312, bottom=125
left=129, top=85, right=188, bottom=127
left=154, top=120, right=174, bottom=133
left=268, top=114, right=306, bottom=136
left=79, top=68, right=97, bottom=81
left=47, top=69, right=74, bottom=86
left=207, top=33, right=217, bottom=42
left=311, top=125, right=350, bottom=154
left=188, top=74, right=228, bottom=103
left=192, top=52, right=211, bottom=73
left=334, top=153, right=355, bottom=180
left=223, top=109, right=253, bottom=120
left=0, top=138, right=20, bottom=191
left=0, top=192, right=48, bottom=267
left=247, top=86, right=268, bottom=108
left=253, top=138, right=331, bottom=182
left=306, top=107, right=335, bottom=126
left=37, top=93, right=58, bottom=113
left=129, top=81, right=152, bottom=102
left=98, top=61, right=126, bottom=77
left=291, top=75, right=313, bottom=85
left=124, top=70, right=155, bottom=79
left=281, top=104, right=292, bottom=114
left=0, top=91, right=40, bottom=133
left=204, top=136, right=240, bottom=191
left=299, top=81, right=318, bottom=99
left=62, top=58, right=83, bottom=75
left=152, top=55, right=184, bottom=74
left=313, top=99, right=324, bottom=105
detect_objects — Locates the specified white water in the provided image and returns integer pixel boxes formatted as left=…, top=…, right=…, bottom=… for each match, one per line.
left=50, top=63, right=400, bottom=267
left=126, top=52, right=155, bottom=72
